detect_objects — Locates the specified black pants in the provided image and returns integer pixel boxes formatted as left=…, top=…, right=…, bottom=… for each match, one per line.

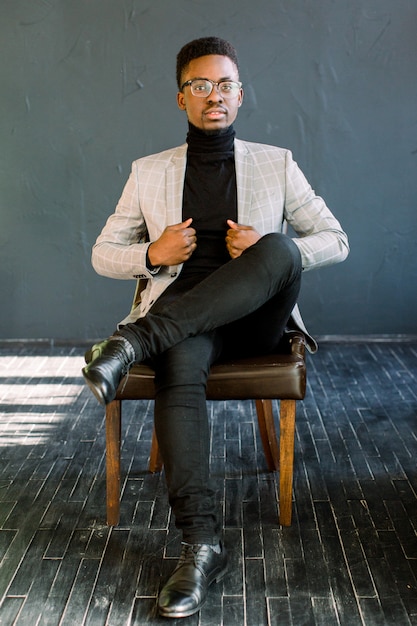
left=118, top=233, right=302, bottom=543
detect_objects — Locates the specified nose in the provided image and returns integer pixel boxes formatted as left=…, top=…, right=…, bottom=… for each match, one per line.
left=207, top=84, right=223, bottom=102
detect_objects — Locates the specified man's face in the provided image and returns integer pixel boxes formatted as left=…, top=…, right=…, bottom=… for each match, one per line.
left=177, top=55, right=243, bottom=132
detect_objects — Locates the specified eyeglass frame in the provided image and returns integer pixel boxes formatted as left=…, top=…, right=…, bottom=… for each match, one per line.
left=180, top=78, right=243, bottom=99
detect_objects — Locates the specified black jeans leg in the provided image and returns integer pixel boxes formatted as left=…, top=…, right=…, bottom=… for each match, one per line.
left=118, top=234, right=302, bottom=545
left=151, top=331, right=223, bottom=545
left=119, top=233, right=302, bottom=360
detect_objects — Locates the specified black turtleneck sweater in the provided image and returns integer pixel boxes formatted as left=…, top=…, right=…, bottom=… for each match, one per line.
left=179, top=123, right=238, bottom=279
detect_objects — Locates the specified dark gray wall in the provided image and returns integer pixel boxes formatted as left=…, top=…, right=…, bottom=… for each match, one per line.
left=1, top=0, right=416, bottom=340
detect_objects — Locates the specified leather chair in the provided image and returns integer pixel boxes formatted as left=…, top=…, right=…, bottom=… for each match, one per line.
left=104, top=327, right=307, bottom=528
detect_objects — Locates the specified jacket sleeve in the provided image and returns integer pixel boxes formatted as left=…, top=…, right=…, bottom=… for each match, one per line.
left=91, top=164, right=155, bottom=281
left=284, top=150, right=349, bottom=271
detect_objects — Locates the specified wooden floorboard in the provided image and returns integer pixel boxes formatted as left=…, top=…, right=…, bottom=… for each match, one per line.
left=0, top=343, right=416, bottom=625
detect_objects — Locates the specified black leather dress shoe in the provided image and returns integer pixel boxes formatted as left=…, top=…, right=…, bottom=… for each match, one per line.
left=82, top=337, right=135, bottom=405
left=158, top=542, right=228, bottom=619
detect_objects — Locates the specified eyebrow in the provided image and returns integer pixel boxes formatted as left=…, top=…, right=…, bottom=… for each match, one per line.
left=189, top=76, right=235, bottom=82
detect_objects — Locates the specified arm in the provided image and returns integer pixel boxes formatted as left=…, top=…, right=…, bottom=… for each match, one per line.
left=91, top=165, right=151, bottom=280
left=225, top=149, right=349, bottom=268
left=91, top=162, right=197, bottom=279
left=283, top=150, right=349, bottom=271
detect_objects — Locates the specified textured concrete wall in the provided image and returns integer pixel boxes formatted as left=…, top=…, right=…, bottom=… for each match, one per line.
left=1, top=0, right=416, bottom=340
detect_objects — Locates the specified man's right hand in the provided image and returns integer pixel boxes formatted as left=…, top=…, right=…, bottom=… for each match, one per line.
left=147, top=218, right=197, bottom=267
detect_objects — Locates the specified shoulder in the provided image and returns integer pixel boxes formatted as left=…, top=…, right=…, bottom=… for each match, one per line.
left=234, top=139, right=292, bottom=174
left=132, top=144, right=187, bottom=169
left=235, top=138, right=289, bottom=157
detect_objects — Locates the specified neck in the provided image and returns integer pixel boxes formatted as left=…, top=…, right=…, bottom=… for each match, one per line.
left=186, top=122, right=235, bottom=153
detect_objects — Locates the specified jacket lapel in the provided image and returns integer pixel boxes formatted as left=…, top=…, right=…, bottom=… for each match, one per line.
left=166, top=144, right=187, bottom=225
left=234, top=139, right=252, bottom=225
left=165, top=140, right=252, bottom=226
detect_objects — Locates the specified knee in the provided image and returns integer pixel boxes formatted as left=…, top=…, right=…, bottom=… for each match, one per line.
left=257, top=233, right=302, bottom=273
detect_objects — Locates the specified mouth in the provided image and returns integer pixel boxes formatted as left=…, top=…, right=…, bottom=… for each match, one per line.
left=204, top=107, right=227, bottom=120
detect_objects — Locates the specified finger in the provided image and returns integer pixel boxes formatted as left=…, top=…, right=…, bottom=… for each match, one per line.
left=227, top=245, right=239, bottom=259
left=227, top=220, right=251, bottom=229
left=185, top=241, right=197, bottom=258
left=235, top=224, right=253, bottom=231
left=171, top=218, right=193, bottom=230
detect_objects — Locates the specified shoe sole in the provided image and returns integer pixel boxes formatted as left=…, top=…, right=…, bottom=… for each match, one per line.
left=158, top=563, right=228, bottom=619
left=82, top=369, right=106, bottom=405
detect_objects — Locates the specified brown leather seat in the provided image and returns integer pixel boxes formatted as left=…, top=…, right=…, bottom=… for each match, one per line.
left=105, top=329, right=307, bottom=528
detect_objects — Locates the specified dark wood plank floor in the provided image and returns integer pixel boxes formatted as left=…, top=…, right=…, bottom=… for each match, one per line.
left=0, top=341, right=416, bottom=625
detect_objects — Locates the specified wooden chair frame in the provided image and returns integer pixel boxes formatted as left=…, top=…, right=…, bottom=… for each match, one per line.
left=105, top=332, right=306, bottom=528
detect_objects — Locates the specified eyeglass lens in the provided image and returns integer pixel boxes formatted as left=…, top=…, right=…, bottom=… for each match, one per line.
left=190, top=80, right=240, bottom=98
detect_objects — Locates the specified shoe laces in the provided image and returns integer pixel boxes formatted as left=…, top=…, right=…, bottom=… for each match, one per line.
left=108, top=337, right=135, bottom=394
left=178, top=543, right=216, bottom=568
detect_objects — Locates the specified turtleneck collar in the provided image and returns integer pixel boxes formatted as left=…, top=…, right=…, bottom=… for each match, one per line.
left=186, top=122, right=235, bottom=154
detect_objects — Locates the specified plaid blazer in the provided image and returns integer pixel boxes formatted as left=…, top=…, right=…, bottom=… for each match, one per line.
left=92, top=139, right=349, bottom=352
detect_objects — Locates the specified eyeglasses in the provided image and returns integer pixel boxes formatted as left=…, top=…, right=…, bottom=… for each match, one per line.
left=181, top=78, right=243, bottom=99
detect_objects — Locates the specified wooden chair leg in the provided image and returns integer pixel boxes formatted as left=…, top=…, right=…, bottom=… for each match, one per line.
left=255, top=399, right=279, bottom=472
left=149, top=427, right=163, bottom=473
left=279, top=398, right=296, bottom=526
left=106, top=399, right=122, bottom=526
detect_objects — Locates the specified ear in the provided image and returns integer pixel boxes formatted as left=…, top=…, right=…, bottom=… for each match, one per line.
left=177, top=91, right=186, bottom=111
left=237, top=87, right=244, bottom=107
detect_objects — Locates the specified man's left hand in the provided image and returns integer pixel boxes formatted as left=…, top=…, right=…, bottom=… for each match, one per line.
left=226, top=220, right=261, bottom=258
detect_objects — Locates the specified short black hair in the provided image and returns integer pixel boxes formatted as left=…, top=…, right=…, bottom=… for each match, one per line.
left=176, top=36, right=240, bottom=89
